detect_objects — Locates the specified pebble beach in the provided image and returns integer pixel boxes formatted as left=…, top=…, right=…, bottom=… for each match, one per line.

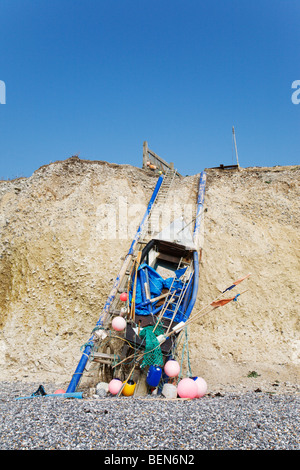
left=0, top=381, right=299, bottom=451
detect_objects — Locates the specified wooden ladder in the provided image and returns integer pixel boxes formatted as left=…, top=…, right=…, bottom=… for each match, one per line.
left=142, top=168, right=177, bottom=239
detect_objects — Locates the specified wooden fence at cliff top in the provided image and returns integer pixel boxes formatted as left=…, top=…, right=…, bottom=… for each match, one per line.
left=142, top=141, right=182, bottom=177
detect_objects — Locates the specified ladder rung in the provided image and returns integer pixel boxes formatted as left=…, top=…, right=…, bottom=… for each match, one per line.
left=109, top=309, right=122, bottom=315
left=91, top=352, right=116, bottom=364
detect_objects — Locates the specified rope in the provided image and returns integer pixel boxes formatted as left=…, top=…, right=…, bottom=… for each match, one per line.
left=92, top=325, right=105, bottom=333
left=112, top=353, right=121, bottom=367
left=80, top=341, right=95, bottom=360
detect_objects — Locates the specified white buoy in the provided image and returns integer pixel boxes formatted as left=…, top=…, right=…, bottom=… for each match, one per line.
left=112, top=316, right=126, bottom=331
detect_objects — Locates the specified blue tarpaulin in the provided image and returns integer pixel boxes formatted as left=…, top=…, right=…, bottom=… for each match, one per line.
left=129, top=264, right=188, bottom=322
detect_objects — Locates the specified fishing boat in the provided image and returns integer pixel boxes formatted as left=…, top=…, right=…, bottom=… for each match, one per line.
left=124, top=222, right=199, bottom=356
left=66, top=170, right=207, bottom=395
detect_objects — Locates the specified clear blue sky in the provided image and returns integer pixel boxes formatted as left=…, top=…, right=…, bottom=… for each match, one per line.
left=0, top=0, right=299, bottom=179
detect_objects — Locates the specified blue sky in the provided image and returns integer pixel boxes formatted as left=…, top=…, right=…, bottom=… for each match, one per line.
left=0, top=0, right=299, bottom=179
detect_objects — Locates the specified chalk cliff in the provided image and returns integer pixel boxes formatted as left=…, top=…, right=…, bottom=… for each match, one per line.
left=0, top=157, right=299, bottom=393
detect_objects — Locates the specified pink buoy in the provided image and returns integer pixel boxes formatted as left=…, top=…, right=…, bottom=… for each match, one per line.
left=194, top=377, right=207, bottom=398
left=108, top=379, right=123, bottom=395
left=54, top=389, right=65, bottom=394
left=177, top=378, right=198, bottom=399
left=120, top=292, right=128, bottom=302
left=112, top=316, right=126, bottom=331
left=164, top=360, right=180, bottom=378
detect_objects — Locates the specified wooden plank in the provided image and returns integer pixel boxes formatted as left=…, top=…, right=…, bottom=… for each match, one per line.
left=143, top=141, right=182, bottom=177
left=91, top=352, right=116, bottom=365
left=209, top=164, right=239, bottom=170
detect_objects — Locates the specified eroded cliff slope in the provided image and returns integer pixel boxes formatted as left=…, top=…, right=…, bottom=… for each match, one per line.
left=0, top=158, right=299, bottom=392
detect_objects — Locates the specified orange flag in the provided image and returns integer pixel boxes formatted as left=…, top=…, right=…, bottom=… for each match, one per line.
left=233, top=273, right=251, bottom=286
left=211, top=296, right=236, bottom=308
left=222, top=273, right=251, bottom=293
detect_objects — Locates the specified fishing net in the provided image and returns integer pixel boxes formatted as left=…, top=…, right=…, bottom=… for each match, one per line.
left=139, top=324, right=165, bottom=369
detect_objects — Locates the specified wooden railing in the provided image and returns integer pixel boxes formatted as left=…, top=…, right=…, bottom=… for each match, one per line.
left=142, top=141, right=182, bottom=177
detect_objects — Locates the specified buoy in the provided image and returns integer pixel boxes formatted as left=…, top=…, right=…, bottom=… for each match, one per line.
left=146, top=365, right=162, bottom=387
left=164, top=360, right=180, bottom=378
left=54, top=389, right=66, bottom=394
left=122, top=379, right=136, bottom=397
left=96, top=382, right=109, bottom=397
left=108, top=378, right=123, bottom=395
left=120, top=292, right=128, bottom=302
left=96, top=382, right=109, bottom=394
left=161, top=383, right=177, bottom=399
left=177, top=378, right=198, bottom=399
left=194, top=377, right=207, bottom=398
left=112, top=316, right=126, bottom=331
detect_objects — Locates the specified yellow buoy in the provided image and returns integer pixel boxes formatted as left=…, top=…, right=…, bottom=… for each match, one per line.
left=122, top=379, right=136, bottom=396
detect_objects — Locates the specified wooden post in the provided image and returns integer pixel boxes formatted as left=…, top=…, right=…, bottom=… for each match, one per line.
left=143, top=141, right=148, bottom=169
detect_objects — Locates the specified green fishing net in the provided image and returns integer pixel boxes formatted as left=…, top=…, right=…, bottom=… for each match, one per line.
left=139, top=324, right=165, bottom=369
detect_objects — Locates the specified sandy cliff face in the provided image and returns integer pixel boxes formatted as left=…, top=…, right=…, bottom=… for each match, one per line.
left=0, top=158, right=299, bottom=392
left=194, top=166, right=300, bottom=391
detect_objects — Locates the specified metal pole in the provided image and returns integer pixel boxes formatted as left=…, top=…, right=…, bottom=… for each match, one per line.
left=232, top=126, right=240, bottom=169
left=66, top=175, right=164, bottom=393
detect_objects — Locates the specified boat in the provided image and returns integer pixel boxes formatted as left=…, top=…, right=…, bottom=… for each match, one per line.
left=66, top=170, right=207, bottom=395
left=124, top=224, right=199, bottom=356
